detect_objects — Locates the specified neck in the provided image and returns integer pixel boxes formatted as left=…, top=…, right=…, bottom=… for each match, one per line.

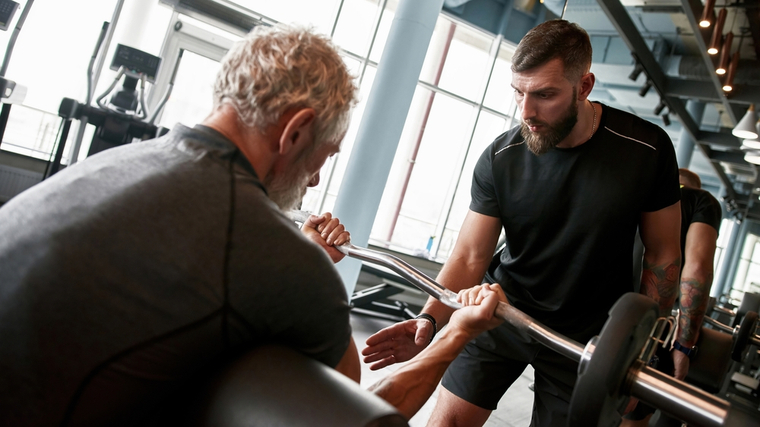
left=557, top=100, right=598, bottom=149
left=202, top=104, right=277, bottom=180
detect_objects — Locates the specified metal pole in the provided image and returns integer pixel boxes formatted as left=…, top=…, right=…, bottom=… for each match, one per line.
left=630, top=367, right=730, bottom=427
left=0, top=0, right=34, bottom=78
left=332, top=0, right=446, bottom=297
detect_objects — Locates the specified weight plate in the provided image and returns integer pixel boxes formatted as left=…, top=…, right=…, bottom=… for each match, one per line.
left=568, top=293, right=659, bottom=427
left=731, top=311, right=759, bottom=362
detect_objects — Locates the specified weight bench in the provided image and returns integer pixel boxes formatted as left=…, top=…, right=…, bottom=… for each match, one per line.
left=143, top=345, right=408, bottom=427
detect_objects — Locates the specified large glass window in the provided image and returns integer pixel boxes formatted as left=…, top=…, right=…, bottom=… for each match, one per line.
left=729, top=227, right=760, bottom=302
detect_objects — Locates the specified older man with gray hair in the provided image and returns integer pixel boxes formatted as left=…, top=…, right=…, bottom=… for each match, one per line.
left=0, top=24, right=359, bottom=426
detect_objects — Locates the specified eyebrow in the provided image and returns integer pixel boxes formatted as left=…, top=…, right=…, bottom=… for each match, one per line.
left=510, top=84, right=562, bottom=94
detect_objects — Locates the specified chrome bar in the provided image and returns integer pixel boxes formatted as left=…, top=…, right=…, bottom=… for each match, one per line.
left=703, top=316, right=734, bottom=333
left=630, top=367, right=730, bottom=427
left=713, top=306, right=735, bottom=316
left=337, top=243, right=461, bottom=310
left=339, top=243, right=584, bottom=360
left=494, top=302, right=584, bottom=362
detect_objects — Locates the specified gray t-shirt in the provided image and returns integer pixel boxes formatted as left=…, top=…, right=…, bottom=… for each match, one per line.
left=0, top=124, right=351, bottom=426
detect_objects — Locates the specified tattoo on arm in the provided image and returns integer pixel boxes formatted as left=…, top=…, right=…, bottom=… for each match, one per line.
left=678, top=276, right=711, bottom=344
left=640, top=258, right=680, bottom=316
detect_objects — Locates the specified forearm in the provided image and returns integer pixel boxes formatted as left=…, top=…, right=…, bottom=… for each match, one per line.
left=368, top=326, right=473, bottom=419
left=677, top=269, right=712, bottom=347
left=640, top=257, right=680, bottom=317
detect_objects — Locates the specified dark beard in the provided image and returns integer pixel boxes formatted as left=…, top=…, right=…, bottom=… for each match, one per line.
left=520, top=91, right=579, bottom=156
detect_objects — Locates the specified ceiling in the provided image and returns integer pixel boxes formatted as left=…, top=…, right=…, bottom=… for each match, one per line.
left=443, top=0, right=760, bottom=221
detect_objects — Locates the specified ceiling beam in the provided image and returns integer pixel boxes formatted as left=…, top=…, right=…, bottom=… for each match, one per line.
left=708, top=150, right=746, bottom=164
left=595, top=0, right=738, bottom=195
left=699, top=130, right=742, bottom=148
left=666, top=79, right=760, bottom=105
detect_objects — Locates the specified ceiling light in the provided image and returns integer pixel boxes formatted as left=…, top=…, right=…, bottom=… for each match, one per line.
left=722, top=52, right=739, bottom=92
left=639, top=80, right=652, bottom=97
left=707, top=8, right=727, bottom=55
left=733, top=105, right=758, bottom=139
left=716, top=32, right=733, bottom=75
left=699, top=0, right=715, bottom=28
left=744, top=152, right=760, bottom=165
left=743, top=124, right=760, bottom=149
left=741, top=138, right=760, bottom=151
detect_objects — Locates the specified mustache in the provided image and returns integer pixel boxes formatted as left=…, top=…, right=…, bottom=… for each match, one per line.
left=523, top=119, right=551, bottom=129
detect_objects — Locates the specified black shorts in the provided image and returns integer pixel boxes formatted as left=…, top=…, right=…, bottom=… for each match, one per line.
left=441, top=322, right=599, bottom=427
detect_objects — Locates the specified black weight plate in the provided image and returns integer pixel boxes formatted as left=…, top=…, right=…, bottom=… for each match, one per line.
left=568, top=293, right=659, bottom=427
left=731, top=311, right=759, bottom=362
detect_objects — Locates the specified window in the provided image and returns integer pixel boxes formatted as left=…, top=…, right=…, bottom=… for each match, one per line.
left=1, top=0, right=522, bottom=265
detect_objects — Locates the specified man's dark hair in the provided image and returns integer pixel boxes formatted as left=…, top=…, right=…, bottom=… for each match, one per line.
left=679, top=168, right=702, bottom=189
left=511, top=20, right=592, bottom=83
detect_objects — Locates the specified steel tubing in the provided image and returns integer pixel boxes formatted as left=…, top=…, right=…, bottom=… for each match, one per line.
left=703, top=316, right=760, bottom=347
left=337, top=243, right=461, bottom=309
left=629, top=366, right=730, bottom=427
left=494, top=302, right=585, bottom=362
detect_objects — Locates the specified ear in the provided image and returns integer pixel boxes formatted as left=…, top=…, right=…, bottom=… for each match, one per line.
left=577, top=72, right=596, bottom=101
left=279, top=108, right=317, bottom=155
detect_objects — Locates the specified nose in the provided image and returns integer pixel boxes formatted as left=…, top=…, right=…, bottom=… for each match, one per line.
left=520, top=95, right=536, bottom=122
left=307, top=172, right=320, bottom=188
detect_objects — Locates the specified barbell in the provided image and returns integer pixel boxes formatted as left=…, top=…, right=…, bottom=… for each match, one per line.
left=702, top=310, right=760, bottom=363
left=336, top=243, right=755, bottom=427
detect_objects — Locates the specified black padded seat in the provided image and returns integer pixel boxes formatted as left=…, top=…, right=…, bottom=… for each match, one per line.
left=685, top=327, right=733, bottom=393
left=187, top=345, right=409, bottom=427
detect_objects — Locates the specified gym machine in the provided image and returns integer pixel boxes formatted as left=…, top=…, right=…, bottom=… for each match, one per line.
left=48, top=28, right=182, bottom=177
left=0, top=0, right=31, bottom=147
left=336, top=242, right=758, bottom=427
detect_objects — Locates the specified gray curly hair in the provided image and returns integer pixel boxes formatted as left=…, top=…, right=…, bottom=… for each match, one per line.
left=213, top=24, right=358, bottom=146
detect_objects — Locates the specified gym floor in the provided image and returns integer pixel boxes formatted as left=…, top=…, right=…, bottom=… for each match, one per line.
left=351, top=313, right=535, bottom=427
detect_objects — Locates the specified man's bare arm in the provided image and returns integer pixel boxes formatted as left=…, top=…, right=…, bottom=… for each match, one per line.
left=678, top=222, right=718, bottom=346
left=639, top=202, right=682, bottom=316
left=369, top=285, right=505, bottom=419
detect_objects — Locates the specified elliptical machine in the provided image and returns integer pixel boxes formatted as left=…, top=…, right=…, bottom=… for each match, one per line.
left=49, top=28, right=181, bottom=177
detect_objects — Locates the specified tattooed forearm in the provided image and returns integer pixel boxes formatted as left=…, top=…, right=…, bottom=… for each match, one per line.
left=640, top=258, right=680, bottom=316
left=678, top=276, right=711, bottom=345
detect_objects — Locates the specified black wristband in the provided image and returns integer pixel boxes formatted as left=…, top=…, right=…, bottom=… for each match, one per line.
left=672, top=341, right=698, bottom=359
left=415, top=313, right=437, bottom=344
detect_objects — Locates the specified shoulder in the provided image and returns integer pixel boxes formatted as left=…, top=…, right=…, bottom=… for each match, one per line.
left=492, top=126, right=525, bottom=157
left=599, top=104, right=672, bottom=151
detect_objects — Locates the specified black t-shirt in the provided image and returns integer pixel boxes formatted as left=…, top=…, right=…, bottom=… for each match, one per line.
left=680, top=187, right=722, bottom=258
left=473, top=103, right=679, bottom=335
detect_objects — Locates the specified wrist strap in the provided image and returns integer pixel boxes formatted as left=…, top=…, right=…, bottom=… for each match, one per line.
left=672, top=340, right=698, bottom=359
left=415, top=313, right=437, bottom=344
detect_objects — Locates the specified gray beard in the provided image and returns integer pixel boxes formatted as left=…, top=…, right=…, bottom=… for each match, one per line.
left=265, top=165, right=312, bottom=211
